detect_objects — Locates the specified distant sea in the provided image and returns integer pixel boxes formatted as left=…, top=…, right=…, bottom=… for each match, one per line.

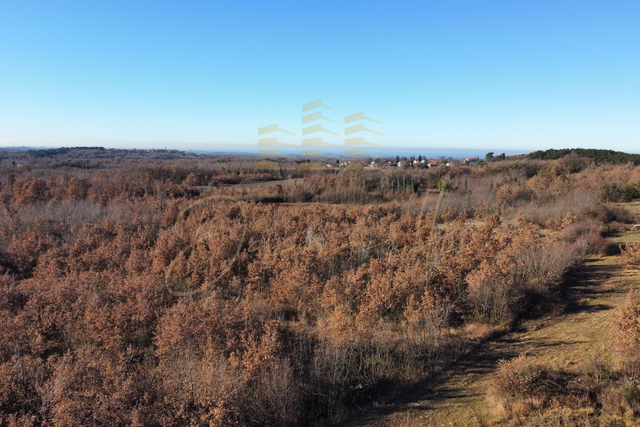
left=192, top=147, right=529, bottom=160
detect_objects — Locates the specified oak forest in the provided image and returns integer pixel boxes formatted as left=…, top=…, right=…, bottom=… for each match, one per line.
left=1, top=147, right=640, bottom=426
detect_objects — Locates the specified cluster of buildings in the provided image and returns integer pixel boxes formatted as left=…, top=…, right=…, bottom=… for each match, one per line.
left=322, top=156, right=481, bottom=170
left=365, top=156, right=479, bottom=169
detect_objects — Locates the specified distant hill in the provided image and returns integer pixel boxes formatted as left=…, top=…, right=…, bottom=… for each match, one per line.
left=0, top=146, right=46, bottom=151
left=528, top=148, right=640, bottom=165
left=21, top=146, right=201, bottom=160
left=26, top=146, right=105, bottom=158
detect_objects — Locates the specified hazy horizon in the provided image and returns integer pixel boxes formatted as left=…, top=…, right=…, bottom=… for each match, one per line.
left=4, top=145, right=630, bottom=161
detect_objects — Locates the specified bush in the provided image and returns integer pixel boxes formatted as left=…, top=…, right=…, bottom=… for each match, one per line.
left=466, top=261, right=515, bottom=325
left=612, top=290, right=640, bottom=354
left=492, top=356, right=597, bottom=417
left=620, top=243, right=640, bottom=269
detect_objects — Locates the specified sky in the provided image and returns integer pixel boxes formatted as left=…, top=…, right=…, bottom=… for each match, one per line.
left=1, top=0, right=639, bottom=156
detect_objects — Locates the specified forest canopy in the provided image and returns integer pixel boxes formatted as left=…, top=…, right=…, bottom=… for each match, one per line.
left=528, top=148, right=640, bottom=165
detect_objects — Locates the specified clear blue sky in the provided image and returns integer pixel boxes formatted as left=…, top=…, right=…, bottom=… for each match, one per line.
left=1, top=0, right=639, bottom=154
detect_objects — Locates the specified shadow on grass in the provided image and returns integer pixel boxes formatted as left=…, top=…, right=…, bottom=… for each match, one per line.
left=345, top=257, right=624, bottom=426
left=560, top=257, right=621, bottom=315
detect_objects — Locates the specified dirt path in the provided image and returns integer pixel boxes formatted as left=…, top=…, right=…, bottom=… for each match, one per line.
left=353, top=254, right=639, bottom=427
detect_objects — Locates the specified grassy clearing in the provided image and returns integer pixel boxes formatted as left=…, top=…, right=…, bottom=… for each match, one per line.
left=616, top=202, right=640, bottom=215
left=485, top=255, right=640, bottom=426
left=608, top=203, right=640, bottom=245
left=610, top=231, right=640, bottom=245
left=355, top=255, right=640, bottom=427
left=607, top=203, right=640, bottom=244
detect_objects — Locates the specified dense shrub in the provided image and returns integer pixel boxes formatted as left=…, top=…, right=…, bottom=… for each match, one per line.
left=620, top=243, right=640, bottom=269
left=492, top=355, right=640, bottom=419
left=2, top=152, right=638, bottom=424
left=612, top=290, right=640, bottom=354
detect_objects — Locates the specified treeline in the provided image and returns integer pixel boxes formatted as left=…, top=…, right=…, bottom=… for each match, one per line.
left=528, top=148, right=640, bottom=165
left=23, top=147, right=204, bottom=161
left=26, top=147, right=105, bottom=158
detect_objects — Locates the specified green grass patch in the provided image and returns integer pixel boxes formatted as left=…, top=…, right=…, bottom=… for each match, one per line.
left=610, top=232, right=640, bottom=245
left=616, top=202, right=640, bottom=214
